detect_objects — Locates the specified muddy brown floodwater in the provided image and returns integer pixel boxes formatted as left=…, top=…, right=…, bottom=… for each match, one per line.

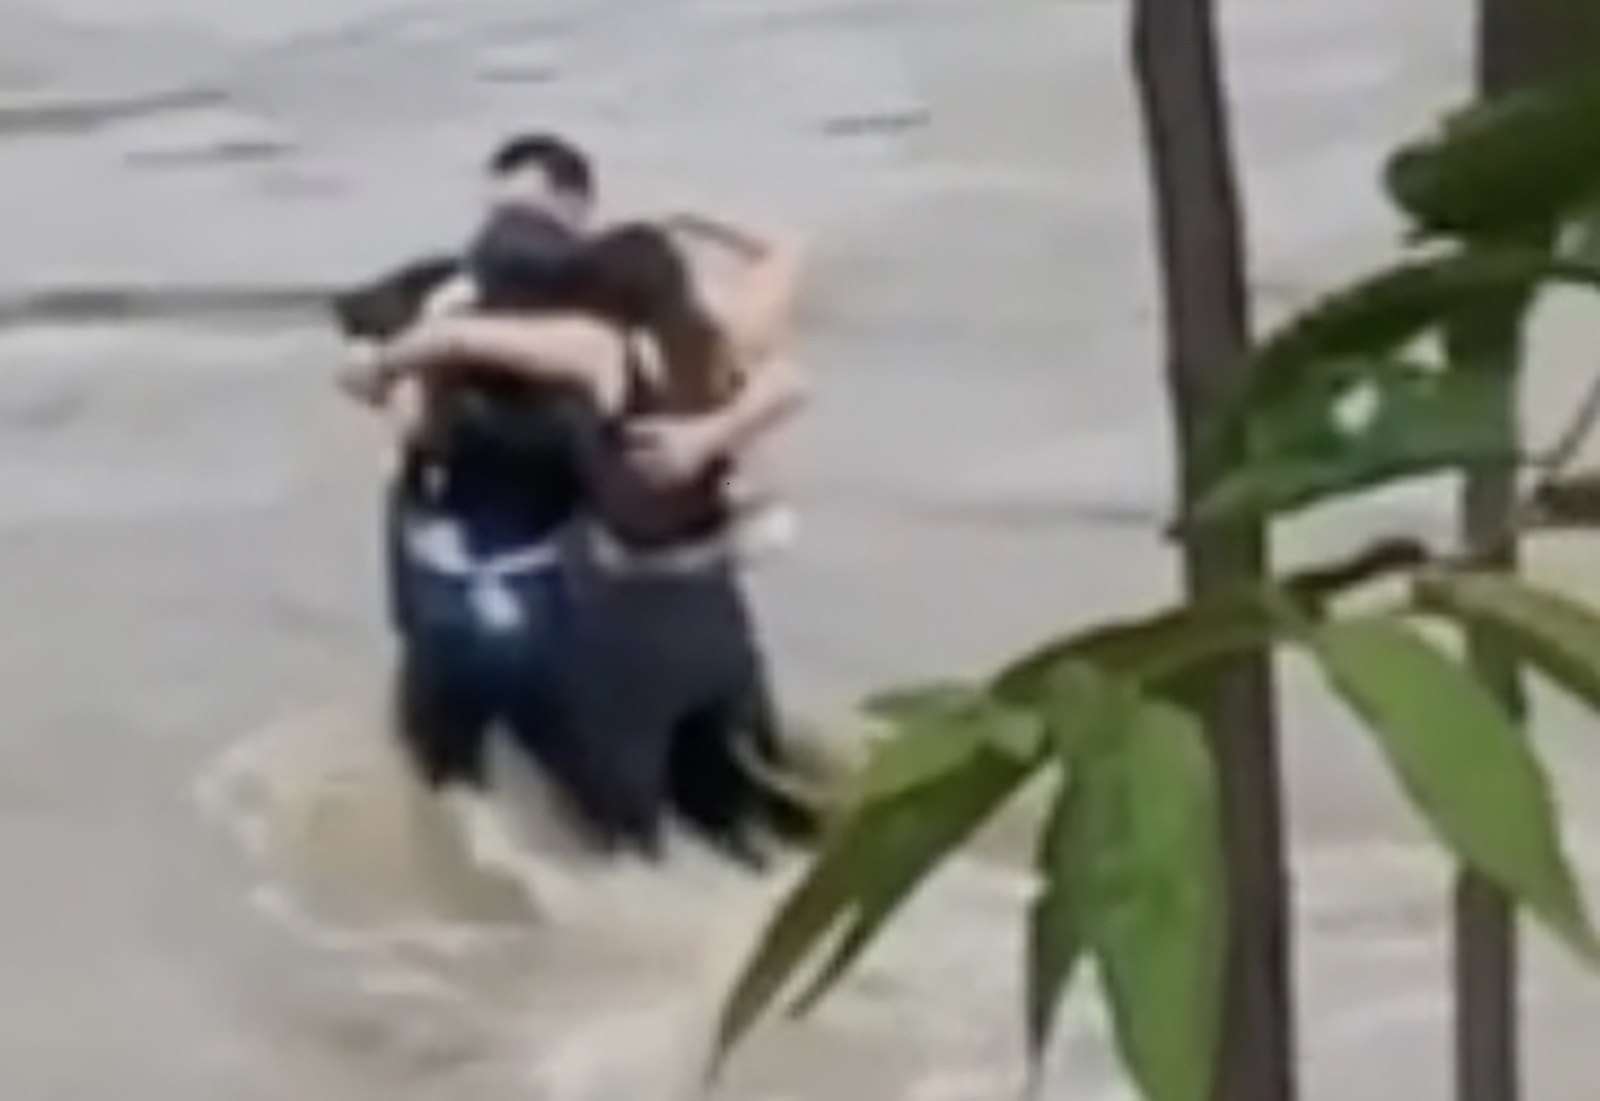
left=4, top=0, right=1600, bottom=1098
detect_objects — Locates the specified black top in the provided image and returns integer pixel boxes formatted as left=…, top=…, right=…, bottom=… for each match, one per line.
left=467, top=206, right=588, bottom=313
left=382, top=209, right=732, bottom=555
left=401, top=206, right=593, bottom=552
left=412, top=379, right=591, bottom=551
left=577, top=338, right=732, bottom=551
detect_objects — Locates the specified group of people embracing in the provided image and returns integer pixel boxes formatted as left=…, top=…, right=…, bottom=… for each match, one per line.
left=332, top=131, right=823, bottom=881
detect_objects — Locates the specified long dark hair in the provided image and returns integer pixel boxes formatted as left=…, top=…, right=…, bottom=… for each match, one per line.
left=580, top=223, right=736, bottom=414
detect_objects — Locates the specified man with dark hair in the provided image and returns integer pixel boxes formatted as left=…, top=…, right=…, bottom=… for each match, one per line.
left=416, top=131, right=599, bottom=319
left=485, top=132, right=595, bottom=227
left=332, top=132, right=819, bottom=875
left=326, top=131, right=610, bottom=883
left=333, top=129, right=606, bottom=694
left=332, top=130, right=598, bottom=339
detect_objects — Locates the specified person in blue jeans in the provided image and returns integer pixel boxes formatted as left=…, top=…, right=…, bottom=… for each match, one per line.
left=338, top=138, right=817, bottom=863
left=334, top=134, right=598, bottom=638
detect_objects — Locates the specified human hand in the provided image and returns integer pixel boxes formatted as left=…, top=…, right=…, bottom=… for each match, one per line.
left=336, top=344, right=392, bottom=407
left=625, top=415, right=727, bottom=485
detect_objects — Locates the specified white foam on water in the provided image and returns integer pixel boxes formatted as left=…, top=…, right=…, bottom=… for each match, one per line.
left=194, top=689, right=756, bottom=1068
left=195, top=685, right=1600, bottom=1100
left=192, top=685, right=1056, bottom=1099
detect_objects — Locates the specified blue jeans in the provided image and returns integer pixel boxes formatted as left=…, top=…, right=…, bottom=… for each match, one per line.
left=392, top=514, right=575, bottom=792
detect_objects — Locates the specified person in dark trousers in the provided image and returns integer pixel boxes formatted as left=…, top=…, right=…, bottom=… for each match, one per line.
left=335, top=134, right=819, bottom=866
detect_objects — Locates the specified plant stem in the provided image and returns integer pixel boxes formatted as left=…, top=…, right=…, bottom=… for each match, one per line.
left=1130, top=2, right=1295, bottom=1099
left=1451, top=299, right=1528, bottom=1101
left=1456, top=3, right=1600, bottom=1095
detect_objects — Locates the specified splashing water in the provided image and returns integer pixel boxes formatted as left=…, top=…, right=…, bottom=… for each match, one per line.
left=191, top=688, right=1058, bottom=1100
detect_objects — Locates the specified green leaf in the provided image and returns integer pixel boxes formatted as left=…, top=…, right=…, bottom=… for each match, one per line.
left=848, top=721, right=984, bottom=805
left=1195, top=252, right=1538, bottom=518
left=1209, top=247, right=1600, bottom=450
left=861, top=681, right=979, bottom=723
left=715, top=680, right=1049, bottom=1079
left=1238, top=249, right=1586, bottom=409
left=712, top=716, right=1040, bottom=1081
left=1308, top=616, right=1599, bottom=958
left=1251, top=258, right=1503, bottom=385
left=994, top=540, right=1434, bottom=714
left=1078, top=693, right=1225, bottom=1101
left=712, top=821, right=872, bottom=1068
left=1193, top=247, right=1600, bottom=525
left=1386, top=75, right=1600, bottom=239
left=1255, top=249, right=1600, bottom=388
left=1025, top=665, right=1132, bottom=1070
left=1416, top=571, right=1600, bottom=711
left=850, top=687, right=1044, bottom=805
left=787, top=748, right=1032, bottom=1015
left=1193, top=355, right=1516, bottom=524
left=851, top=684, right=985, bottom=803
left=993, top=590, right=1282, bottom=708
left=1028, top=779, right=1088, bottom=1071
left=1020, top=666, right=1225, bottom=1099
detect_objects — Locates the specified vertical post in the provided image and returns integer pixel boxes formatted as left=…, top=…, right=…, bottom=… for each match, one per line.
left=1455, top=5, right=1600, bottom=1100
left=1130, top=2, right=1296, bottom=1100
left=1449, top=308, right=1527, bottom=1101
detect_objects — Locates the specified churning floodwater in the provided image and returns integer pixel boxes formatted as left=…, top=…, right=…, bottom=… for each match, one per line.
left=5, top=0, right=1600, bottom=1097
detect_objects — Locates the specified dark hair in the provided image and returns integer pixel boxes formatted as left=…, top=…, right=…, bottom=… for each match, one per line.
left=468, top=205, right=587, bottom=311
left=581, top=223, right=735, bottom=413
left=486, top=132, right=595, bottom=200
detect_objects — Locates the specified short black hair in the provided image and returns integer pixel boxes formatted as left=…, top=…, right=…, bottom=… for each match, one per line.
left=486, top=132, right=595, bottom=199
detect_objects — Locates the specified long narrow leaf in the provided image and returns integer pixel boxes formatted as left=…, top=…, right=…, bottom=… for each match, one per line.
left=715, top=727, right=1035, bottom=1074
left=850, top=686, right=1044, bottom=805
left=1203, top=250, right=1600, bottom=502
left=788, top=748, right=1032, bottom=1014
left=711, top=821, right=872, bottom=1068
left=1308, top=616, right=1599, bottom=958
left=1385, top=75, right=1600, bottom=239
left=993, top=590, right=1281, bottom=708
left=993, top=539, right=1430, bottom=707
left=1249, top=250, right=1600, bottom=394
left=1027, top=779, right=1087, bottom=1073
left=862, top=681, right=979, bottom=723
left=1194, top=248, right=1600, bottom=526
left=1417, top=570, right=1600, bottom=710
left=1253, top=259, right=1502, bottom=384
left=1193, top=356, right=1516, bottom=524
left=847, top=714, right=986, bottom=805
left=1079, top=695, right=1225, bottom=1101
left=1026, top=665, right=1137, bottom=1072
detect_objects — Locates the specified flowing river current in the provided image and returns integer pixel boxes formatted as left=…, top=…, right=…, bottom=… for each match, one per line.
left=5, top=0, right=1600, bottom=1097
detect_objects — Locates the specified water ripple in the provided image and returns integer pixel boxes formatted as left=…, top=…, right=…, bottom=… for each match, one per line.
left=0, top=281, right=333, bottom=328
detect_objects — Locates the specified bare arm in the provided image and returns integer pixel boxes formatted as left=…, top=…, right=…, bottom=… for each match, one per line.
left=690, top=352, right=808, bottom=460
left=621, top=216, right=810, bottom=479
left=666, top=212, right=808, bottom=369
left=712, top=231, right=810, bottom=456
left=364, top=313, right=629, bottom=412
left=693, top=215, right=811, bottom=446
left=623, top=348, right=808, bottom=485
